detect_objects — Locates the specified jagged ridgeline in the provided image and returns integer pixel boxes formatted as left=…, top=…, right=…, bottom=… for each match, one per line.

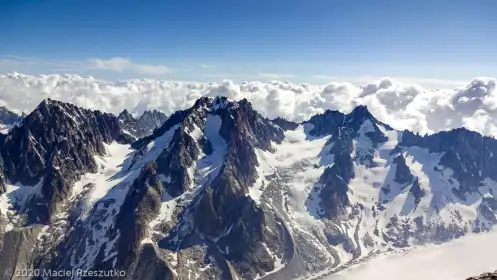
left=0, top=96, right=496, bottom=280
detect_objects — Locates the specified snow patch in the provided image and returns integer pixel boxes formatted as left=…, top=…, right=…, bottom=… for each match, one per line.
left=194, top=114, right=227, bottom=188
left=134, top=124, right=180, bottom=168
left=0, top=123, right=12, bottom=134
left=0, top=179, right=43, bottom=231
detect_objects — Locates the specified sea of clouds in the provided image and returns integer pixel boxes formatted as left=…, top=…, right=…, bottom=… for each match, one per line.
left=0, top=72, right=496, bottom=137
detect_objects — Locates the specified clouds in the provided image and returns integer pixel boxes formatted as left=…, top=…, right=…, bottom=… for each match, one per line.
left=1, top=72, right=496, bottom=138
left=0, top=55, right=173, bottom=77
left=89, top=57, right=172, bottom=75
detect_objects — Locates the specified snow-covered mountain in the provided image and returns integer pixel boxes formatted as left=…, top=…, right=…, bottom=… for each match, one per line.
left=0, top=106, right=24, bottom=134
left=0, top=97, right=496, bottom=280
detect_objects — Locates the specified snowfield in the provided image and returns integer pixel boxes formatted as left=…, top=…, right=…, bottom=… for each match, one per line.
left=326, top=229, right=497, bottom=280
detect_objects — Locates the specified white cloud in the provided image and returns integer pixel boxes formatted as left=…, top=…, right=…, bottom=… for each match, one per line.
left=312, top=74, right=468, bottom=90
left=1, top=72, right=497, bottom=138
left=200, top=64, right=215, bottom=69
left=89, top=57, right=172, bottom=75
left=0, top=55, right=172, bottom=76
left=258, top=73, right=295, bottom=80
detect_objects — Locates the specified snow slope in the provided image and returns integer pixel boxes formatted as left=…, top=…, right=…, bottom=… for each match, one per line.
left=328, top=230, right=497, bottom=280
left=0, top=123, right=12, bottom=134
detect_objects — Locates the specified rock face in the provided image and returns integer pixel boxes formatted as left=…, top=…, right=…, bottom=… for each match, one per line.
left=1, top=97, right=497, bottom=280
left=118, top=109, right=167, bottom=139
left=467, top=271, right=497, bottom=280
left=0, top=106, right=23, bottom=126
left=271, top=117, right=298, bottom=131
left=138, top=109, right=168, bottom=131
left=0, top=106, right=23, bottom=134
left=392, top=155, right=415, bottom=185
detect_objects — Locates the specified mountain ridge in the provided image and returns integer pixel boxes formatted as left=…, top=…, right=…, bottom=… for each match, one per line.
left=0, top=96, right=496, bottom=280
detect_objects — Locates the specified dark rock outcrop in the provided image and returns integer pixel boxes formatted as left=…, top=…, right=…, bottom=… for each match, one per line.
left=138, top=110, right=168, bottom=131
left=129, top=244, right=175, bottom=280
left=271, top=117, right=298, bottom=131
left=479, top=196, right=497, bottom=223
left=393, top=155, right=415, bottom=184
left=156, top=127, right=202, bottom=197
left=0, top=226, right=43, bottom=280
left=110, top=163, right=167, bottom=275
left=305, top=109, right=346, bottom=137
left=132, top=109, right=192, bottom=151
left=316, top=133, right=355, bottom=219
left=0, top=212, right=5, bottom=251
left=118, top=109, right=167, bottom=139
left=0, top=154, right=6, bottom=195
left=409, top=178, right=425, bottom=207
left=145, top=97, right=287, bottom=278
left=467, top=271, right=497, bottom=280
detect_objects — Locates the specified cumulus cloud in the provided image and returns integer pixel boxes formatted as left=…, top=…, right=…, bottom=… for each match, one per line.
left=1, top=72, right=496, bottom=138
left=89, top=57, right=172, bottom=75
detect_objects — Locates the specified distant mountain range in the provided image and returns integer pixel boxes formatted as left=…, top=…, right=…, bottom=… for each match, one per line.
left=0, top=97, right=495, bottom=280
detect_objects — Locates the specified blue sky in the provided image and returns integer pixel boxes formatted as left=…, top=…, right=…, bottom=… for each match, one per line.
left=1, top=0, right=496, bottom=85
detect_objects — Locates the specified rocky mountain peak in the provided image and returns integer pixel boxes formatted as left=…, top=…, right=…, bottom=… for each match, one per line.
left=346, top=104, right=393, bottom=131
left=118, top=108, right=133, bottom=119
left=120, top=96, right=288, bottom=277
left=0, top=99, right=133, bottom=223
left=117, top=108, right=167, bottom=139
left=190, top=96, right=240, bottom=113
left=0, top=106, right=23, bottom=125
left=348, top=104, right=372, bottom=119
left=305, top=109, right=346, bottom=136
left=211, top=96, right=231, bottom=110
left=304, top=105, right=390, bottom=138
left=192, top=96, right=213, bottom=108
left=138, top=109, right=167, bottom=125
